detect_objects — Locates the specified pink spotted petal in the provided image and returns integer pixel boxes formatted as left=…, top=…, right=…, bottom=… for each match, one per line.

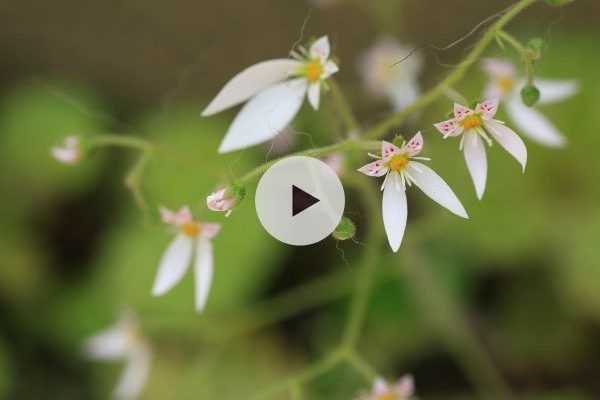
left=476, top=98, right=499, bottom=120
left=381, top=140, right=401, bottom=159
left=454, top=103, right=473, bottom=120
left=357, top=159, right=388, bottom=177
left=433, top=118, right=461, bottom=138
left=403, top=131, right=424, bottom=156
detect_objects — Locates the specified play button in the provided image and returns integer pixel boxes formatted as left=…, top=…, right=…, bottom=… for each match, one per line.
left=255, top=156, right=345, bottom=246
left=292, top=185, right=320, bottom=216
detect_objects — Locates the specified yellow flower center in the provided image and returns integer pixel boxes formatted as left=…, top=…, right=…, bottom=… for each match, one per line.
left=461, top=114, right=482, bottom=130
left=376, top=393, right=396, bottom=400
left=387, top=154, right=409, bottom=172
left=498, top=76, right=514, bottom=94
left=181, top=222, right=200, bottom=237
left=304, top=59, right=324, bottom=83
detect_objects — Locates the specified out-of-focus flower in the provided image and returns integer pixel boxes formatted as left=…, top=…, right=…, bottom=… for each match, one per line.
left=434, top=99, right=527, bottom=200
left=324, top=152, right=345, bottom=174
left=482, top=58, right=578, bottom=147
left=358, top=133, right=468, bottom=252
left=202, top=36, right=338, bottom=153
left=51, top=135, right=82, bottom=165
left=357, top=375, right=415, bottom=400
left=84, top=310, right=151, bottom=400
left=153, top=206, right=221, bottom=312
left=358, top=37, right=422, bottom=111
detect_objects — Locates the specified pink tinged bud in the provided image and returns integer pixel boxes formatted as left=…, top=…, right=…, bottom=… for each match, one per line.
left=51, top=136, right=81, bottom=165
left=206, top=188, right=236, bottom=214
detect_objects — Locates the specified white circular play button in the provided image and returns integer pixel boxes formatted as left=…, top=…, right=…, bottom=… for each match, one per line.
left=255, top=156, right=345, bottom=246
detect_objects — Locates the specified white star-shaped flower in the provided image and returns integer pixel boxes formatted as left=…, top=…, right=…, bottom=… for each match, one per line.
left=152, top=206, right=221, bottom=312
left=482, top=58, right=578, bottom=147
left=358, top=37, right=422, bottom=111
left=84, top=310, right=151, bottom=400
left=358, top=133, right=468, bottom=252
left=434, top=99, right=527, bottom=200
left=202, top=36, right=339, bottom=153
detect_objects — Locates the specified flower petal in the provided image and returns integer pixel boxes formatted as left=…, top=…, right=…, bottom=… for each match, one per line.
left=393, top=375, right=415, bottom=397
left=201, top=59, right=302, bottom=116
left=310, top=36, right=330, bottom=61
left=381, top=140, right=401, bottom=159
left=387, top=78, right=420, bottom=111
left=201, top=223, right=221, bottom=240
left=152, top=234, right=193, bottom=296
left=454, top=103, right=473, bottom=120
left=84, top=325, right=128, bottom=360
left=408, top=161, right=469, bottom=219
left=535, top=78, right=578, bottom=105
left=382, top=172, right=407, bottom=252
left=484, top=120, right=527, bottom=171
left=218, top=78, right=308, bottom=153
left=476, top=98, right=499, bottom=120
left=114, top=345, right=151, bottom=400
left=505, top=98, right=566, bottom=147
left=323, top=60, right=339, bottom=78
left=463, top=133, right=487, bottom=200
left=373, top=378, right=390, bottom=395
left=403, top=131, right=424, bottom=156
left=433, top=118, right=462, bottom=138
left=307, top=82, right=321, bottom=110
left=481, top=58, right=516, bottom=79
left=357, top=160, right=388, bottom=177
left=194, top=239, right=214, bottom=313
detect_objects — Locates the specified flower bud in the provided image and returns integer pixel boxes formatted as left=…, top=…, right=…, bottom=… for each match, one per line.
left=206, top=184, right=245, bottom=216
left=520, top=84, right=541, bottom=107
left=332, top=217, right=356, bottom=241
left=51, top=135, right=82, bottom=165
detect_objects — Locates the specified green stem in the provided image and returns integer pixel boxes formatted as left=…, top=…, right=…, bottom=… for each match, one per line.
left=249, top=351, right=343, bottom=400
left=343, top=350, right=379, bottom=382
left=496, top=30, right=527, bottom=54
left=125, top=149, right=153, bottom=211
left=363, top=0, right=537, bottom=139
left=400, top=246, right=513, bottom=399
left=237, top=139, right=379, bottom=184
left=341, top=174, right=383, bottom=349
left=329, top=79, right=361, bottom=133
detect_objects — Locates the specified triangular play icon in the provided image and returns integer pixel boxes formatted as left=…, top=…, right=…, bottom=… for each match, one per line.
left=292, top=185, right=320, bottom=216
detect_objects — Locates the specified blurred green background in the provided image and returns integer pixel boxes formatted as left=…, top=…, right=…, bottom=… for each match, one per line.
left=1, top=0, right=599, bottom=399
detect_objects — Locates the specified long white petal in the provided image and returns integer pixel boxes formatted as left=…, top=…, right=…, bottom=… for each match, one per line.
left=382, top=172, right=407, bottom=252
left=505, top=98, right=566, bottom=147
left=307, top=82, right=321, bottom=110
left=463, top=133, right=487, bottom=200
left=535, top=78, right=578, bottom=105
left=218, top=78, right=307, bottom=153
left=114, top=345, right=151, bottom=400
left=84, top=325, right=128, bottom=360
left=152, top=234, right=193, bottom=296
left=194, top=239, right=214, bottom=313
left=484, top=120, right=527, bottom=171
left=201, top=59, right=302, bottom=116
left=408, top=161, right=469, bottom=219
left=310, top=36, right=330, bottom=61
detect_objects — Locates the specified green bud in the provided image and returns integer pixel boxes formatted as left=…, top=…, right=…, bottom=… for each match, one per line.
left=544, top=0, right=575, bottom=6
left=392, top=134, right=405, bottom=147
left=521, top=85, right=541, bottom=107
left=332, top=217, right=356, bottom=241
left=229, top=183, right=246, bottom=203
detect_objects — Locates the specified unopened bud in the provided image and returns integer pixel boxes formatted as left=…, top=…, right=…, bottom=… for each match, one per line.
left=332, top=217, right=356, bottom=241
left=521, top=85, right=541, bottom=107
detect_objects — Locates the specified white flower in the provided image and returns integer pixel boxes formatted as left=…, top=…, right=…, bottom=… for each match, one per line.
left=153, top=206, right=221, bottom=312
left=51, top=135, right=82, bottom=165
left=482, top=58, right=578, bottom=147
left=358, top=37, right=422, bottom=111
left=358, top=375, right=415, bottom=400
left=201, top=36, right=339, bottom=153
left=84, top=310, right=151, bottom=400
left=434, top=99, right=527, bottom=200
left=358, top=133, right=468, bottom=252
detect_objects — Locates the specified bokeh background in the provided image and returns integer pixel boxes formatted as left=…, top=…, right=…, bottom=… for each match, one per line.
left=1, top=0, right=599, bottom=398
